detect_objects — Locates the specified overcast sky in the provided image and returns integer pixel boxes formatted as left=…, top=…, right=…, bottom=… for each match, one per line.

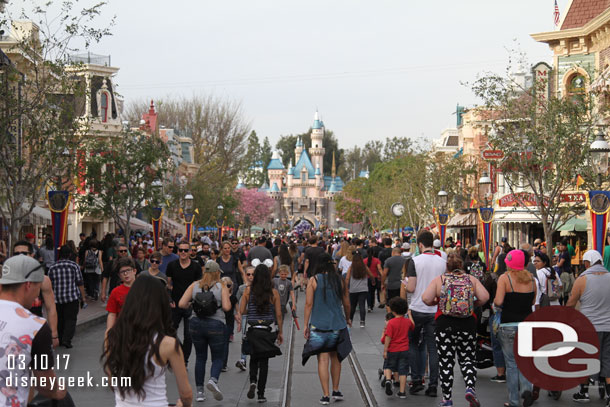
left=9, top=0, right=570, bottom=149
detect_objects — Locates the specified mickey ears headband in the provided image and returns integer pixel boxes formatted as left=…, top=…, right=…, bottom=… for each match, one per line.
left=251, top=259, right=274, bottom=268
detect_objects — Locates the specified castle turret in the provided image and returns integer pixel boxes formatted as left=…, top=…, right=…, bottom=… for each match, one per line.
left=295, top=137, right=303, bottom=164
left=267, top=150, right=286, bottom=194
left=309, top=110, right=325, bottom=173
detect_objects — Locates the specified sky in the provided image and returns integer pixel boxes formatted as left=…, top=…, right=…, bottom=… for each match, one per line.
left=7, top=0, right=570, bottom=149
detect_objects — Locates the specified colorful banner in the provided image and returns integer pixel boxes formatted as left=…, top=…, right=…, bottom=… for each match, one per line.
left=586, top=191, right=610, bottom=256
left=47, top=191, right=70, bottom=261
left=151, top=207, right=163, bottom=251
left=184, top=213, right=195, bottom=242
left=435, top=211, right=450, bottom=250
left=477, top=207, right=494, bottom=267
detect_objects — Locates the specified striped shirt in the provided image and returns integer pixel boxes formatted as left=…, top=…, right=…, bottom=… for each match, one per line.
left=247, top=293, right=275, bottom=323
left=48, top=259, right=83, bottom=304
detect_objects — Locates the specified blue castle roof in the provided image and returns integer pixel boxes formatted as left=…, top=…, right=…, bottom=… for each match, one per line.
left=269, top=182, right=280, bottom=192
left=267, top=158, right=284, bottom=170
left=312, top=119, right=323, bottom=129
left=323, top=176, right=344, bottom=192
left=292, top=150, right=315, bottom=179
left=258, top=182, right=269, bottom=192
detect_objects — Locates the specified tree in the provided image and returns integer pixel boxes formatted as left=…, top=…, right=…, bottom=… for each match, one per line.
left=235, top=188, right=274, bottom=225
left=383, top=136, right=413, bottom=160
left=276, top=134, right=298, bottom=167
left=261, top=136, right=273, bottom=173
left=243, top=130, right=263, bottom=187
left=470, top=65, right=597, bottom=251
left=0, top=2, right=112, bottom=251
left=74, top=132, right=173, bottom=240
left=335, top=177, right=368, bottom=224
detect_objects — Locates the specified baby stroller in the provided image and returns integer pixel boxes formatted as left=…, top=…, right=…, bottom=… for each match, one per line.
left=476, top=310, right=494, bottom=370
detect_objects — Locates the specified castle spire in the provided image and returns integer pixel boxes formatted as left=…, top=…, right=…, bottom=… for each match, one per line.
left=332, top=150, right=336, bottom=178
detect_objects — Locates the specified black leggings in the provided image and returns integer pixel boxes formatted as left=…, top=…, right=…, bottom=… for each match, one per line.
left=349, top=292, right=367, bottom=322
left=367, top=278, right=380, bottom=309
left=249, top=357, right=269, bottom=396
left=435, top=327, right=477, bottom=400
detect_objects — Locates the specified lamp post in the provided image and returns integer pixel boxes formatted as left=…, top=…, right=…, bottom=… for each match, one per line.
left=436, top=188, right=450, bottom=250
left=235, top=211, right=240, bottom=238
left=477, top=172, right=494, bottom=266
left=183, top=193, right=195, bottom=243
left=150, top=180, right=164, bottom=251
left=216, top=204, right=224, bottom=243
left=244, top=214, right=251, bottom=239
left=588, top=128, right=610, bottom=255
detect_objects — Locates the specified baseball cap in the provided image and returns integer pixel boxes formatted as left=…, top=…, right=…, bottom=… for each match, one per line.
left=1, top=255, right=45, bottom=285
left=25, top=233, right=35, bottom=239
left=583, top=250, right=603, bottom=265
left=505, top=249, right=525, bottom=270
left=204, top=260, right=220, bottom=273
left=501, top=236, right=508, bottom=243
left=433, top=239, right=441, bottom=248
left=402, top=242, right=410, bottom=250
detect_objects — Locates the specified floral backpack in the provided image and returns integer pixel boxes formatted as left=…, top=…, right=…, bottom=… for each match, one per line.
left=469, top=261, right=485, bottom=282
left=439, top=272, right=474, bottom=318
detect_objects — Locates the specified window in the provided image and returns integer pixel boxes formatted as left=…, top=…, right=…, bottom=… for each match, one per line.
left=100, top=92, right=109, bottom=122
left=301, top=171, right=306, bottom=182
left=301, top=188, right=306, bottom=197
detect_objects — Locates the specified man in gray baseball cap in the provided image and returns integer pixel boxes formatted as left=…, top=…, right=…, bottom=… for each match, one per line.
left=0, top=255, right=66, bottom=405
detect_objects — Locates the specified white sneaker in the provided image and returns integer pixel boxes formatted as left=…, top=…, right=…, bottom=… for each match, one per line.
left=206, top=379, right=223, bottom=401
left=196, top=390, right=205, bottom=402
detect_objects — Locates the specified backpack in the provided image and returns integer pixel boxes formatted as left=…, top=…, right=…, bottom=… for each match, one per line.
left=84, top=250, right=99, bottom=269
left=192, top=288, right=218, bottom=318
left=439, top=272, right=474, bottom=318
left=469, top=261, right=485, bottom=282
left=546, top=275, right=561, bottom=301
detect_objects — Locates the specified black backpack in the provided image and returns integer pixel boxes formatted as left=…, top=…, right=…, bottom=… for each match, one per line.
left=192, top=288, right=218, bottom=318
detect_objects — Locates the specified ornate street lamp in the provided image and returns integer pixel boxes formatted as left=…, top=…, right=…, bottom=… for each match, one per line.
left=183, top=193, right=195, bottom=242
left=150, top=180, right=164, bottom=251
left=590, top=129, right=610, bottom=188
left=216, top=204, right=225, bottom=242
left=436, top=188, right=450, bottom=250
left=588, top=128, right=610, bottom=255
left=477, top=172, right=494, bottom=267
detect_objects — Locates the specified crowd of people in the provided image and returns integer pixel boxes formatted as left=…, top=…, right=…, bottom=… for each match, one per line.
left=1, top=227, right=609, bottom=407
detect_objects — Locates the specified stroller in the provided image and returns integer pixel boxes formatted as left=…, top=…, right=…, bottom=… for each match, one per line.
left=475, top=309, right=494, bottom=370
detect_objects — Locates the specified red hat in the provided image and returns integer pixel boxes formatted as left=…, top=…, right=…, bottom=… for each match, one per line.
left=25, top=233, right=35, bottom=239
left=456, top=241, right=462, bottom=247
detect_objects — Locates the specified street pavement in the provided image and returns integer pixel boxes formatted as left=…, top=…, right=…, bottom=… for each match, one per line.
left=52, top=292, right=602, bottom=406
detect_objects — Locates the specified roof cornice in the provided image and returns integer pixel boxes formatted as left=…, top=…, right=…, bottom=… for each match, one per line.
left=531, top=7, right=610, bottom=43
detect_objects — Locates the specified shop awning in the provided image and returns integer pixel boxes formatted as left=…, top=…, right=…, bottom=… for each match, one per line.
left=558, top=217, right=588, bottom=232
left=448, top=212, right=477, bottom=227
left=120, top=216, right=153, bottom=232
left=162, top=217, right=183, bottom=233
left=494, top=211, right=541, bottom=223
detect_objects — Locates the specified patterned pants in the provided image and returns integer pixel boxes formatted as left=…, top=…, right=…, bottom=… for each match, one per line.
left=435, top=327, right=477, bottom=401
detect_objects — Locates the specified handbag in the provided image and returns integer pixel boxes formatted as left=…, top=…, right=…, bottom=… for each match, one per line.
left=491, top=305, right=502, bottom=336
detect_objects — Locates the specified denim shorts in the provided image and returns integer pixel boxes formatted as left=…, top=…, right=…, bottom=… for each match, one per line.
left=309, top=328, right=340, bottom=353
left=385, top=350, right=409, bottom=375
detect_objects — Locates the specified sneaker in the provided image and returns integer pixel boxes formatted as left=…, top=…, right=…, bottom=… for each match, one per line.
left=221, top=366, right=228, bottom=372
left=196, top=390, right=205, bottom=402
left=206, top=379, right=223, bottom=401
left=257, top=395, right=267, bottom=403
left=236, top=359, right=246, bottom=371
left=378, top=368, right=383, bottom=380
left=465, top=388, right=480, bottom=407
left=393, top=380, right=400, bottom=387
left=319, top=396, right=330, bottom=405
left=229, top=334, right=234, bottom=342
left=398, top=392, right=407, bottom=399
left=426, top=387, right=438, bottom=397
left=368, top=308, right=373, bottom=313
left=572, top=392, right=590, bottom=403
left=385, top=380, right=393, bottom=396
left=532, top=386, right=540, bottom=401
left=332, top=391, right=344, bottom=401
left=378, top=303, right=385, bottom=308
left=410, top=382, right=424, bottom=395
left=440, top=400, right=453, bottom=407
left=522, top=390, right=534, bottom=407
left=247, top=383, right=257, bottom=399
left=381, top=378, right=387, bottom=388
left=490, top=375, right=506, bottom=383
left=360, top=321, right=365, bottom=328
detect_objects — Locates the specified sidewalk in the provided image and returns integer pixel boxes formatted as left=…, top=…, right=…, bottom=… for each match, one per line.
left=76, top=298, right=107, bottom=329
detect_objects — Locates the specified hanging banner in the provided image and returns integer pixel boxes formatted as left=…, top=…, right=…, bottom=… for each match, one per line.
left=477, top=207, right=495, bottom=267
left=586, top=191, right=610, bottom=256
left=151, top=207, right=163, bottom=251
left=184, top=213, right=195, bottom=242
left=435, top=211, right=450, bottom=250
left=47, top=191, right=70, bottom=261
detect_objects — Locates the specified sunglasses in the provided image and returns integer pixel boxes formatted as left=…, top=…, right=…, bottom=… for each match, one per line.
left=178, top=248, right=190, bottom=253
left=226, top=285, right=232, bottom=288
left=119, top=250, right=128, bottom=253
left=168, top=246, right=175, bottom=249
left=119, top=268, right=133, bottom=275
left=150, top=259, right=160, bottom=264
left=14, top=251, right=30, bottom=256
left=246, top=273, right=254, bottom=277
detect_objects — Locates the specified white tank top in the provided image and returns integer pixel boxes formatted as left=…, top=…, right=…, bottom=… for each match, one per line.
left=114, top=346, right=168, bottom=407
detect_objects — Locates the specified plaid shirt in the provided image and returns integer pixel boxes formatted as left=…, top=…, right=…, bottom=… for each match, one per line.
left=48, top=259, right=83, bottom=304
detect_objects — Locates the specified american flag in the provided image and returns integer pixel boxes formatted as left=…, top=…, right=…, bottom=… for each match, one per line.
left=554, top=0, right=561, bottom=26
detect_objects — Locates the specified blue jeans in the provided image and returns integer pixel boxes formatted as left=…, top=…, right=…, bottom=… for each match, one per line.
left=499, top=325, right=532, bottom=407
left=409, top=311, right=438, bottom=387
left=190, top=317, right=226, bottom=387
left=489, top=313, right=505, bottom=369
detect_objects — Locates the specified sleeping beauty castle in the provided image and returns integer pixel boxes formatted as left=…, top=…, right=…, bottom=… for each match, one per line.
left=245, top=111, right=345, bottom=230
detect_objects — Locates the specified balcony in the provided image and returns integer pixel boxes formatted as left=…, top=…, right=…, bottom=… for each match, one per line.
left=67, top=52, right=111, bottom=67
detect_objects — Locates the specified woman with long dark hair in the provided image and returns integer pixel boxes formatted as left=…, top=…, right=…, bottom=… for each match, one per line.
left=346, top=251, right=375, bottom=327
left=303, top=252, right=352, bottom=405
left=179, top=261, right=231, bottom=402
left=274, top=244, right=293, bottom=278
left=239, top=264, right=283, bottom=402
left=39, top=235, right=56, bottom=271
left=364, top=248, right=382, bottom=312
left=102, top=275, right=193, bottom=407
